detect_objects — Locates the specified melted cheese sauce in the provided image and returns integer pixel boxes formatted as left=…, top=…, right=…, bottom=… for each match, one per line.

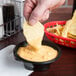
left=17, top=45, right=58, bottom=62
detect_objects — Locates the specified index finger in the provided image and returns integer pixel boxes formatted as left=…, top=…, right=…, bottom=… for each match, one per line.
left=23, top=0, right=36, bottom=20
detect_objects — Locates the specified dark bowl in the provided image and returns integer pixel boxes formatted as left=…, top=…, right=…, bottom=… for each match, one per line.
left=13, top=40, right=61, bottom=71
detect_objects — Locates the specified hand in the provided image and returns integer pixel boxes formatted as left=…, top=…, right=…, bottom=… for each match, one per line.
left=24, top=0, right=65, bottom=25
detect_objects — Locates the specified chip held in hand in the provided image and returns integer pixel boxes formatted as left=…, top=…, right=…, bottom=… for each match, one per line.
left=23, top=21, right=44, bottom=50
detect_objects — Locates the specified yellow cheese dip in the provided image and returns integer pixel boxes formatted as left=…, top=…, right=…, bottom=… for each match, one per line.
left=17, top=45, right=58, bottom=62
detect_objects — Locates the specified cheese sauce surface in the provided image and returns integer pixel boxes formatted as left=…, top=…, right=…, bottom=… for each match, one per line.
left=17, top=45, right=58, bottom=62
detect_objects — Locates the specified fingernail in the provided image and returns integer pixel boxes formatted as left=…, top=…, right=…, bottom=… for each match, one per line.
left=29, top=19, right=37, bottom=25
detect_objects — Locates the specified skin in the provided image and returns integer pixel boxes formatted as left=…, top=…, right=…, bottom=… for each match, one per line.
left=24, top=0, right=65, bottom=25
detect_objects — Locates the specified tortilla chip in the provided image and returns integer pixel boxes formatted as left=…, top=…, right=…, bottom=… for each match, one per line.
left=68, top=23, right=76, bottom=36
left=72, top=10, right=76, bottom=22
left=23, top=21, right=44, bottom=50
left=61, top=20, right=72, bottom=37
left=68, top=33, right=76, bottom=39
left=46, top=24, right=63, bottom=36
left=56, top=28, right=61, bottom=36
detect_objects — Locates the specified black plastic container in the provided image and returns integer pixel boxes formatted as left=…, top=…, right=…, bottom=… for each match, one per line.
left=13, top=40, right=61, bottom=71
left=3, top=4, right=15, bottom=35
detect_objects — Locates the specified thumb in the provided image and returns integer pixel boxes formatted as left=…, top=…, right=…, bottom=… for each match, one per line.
left=29, top=4, right=47, bottom=25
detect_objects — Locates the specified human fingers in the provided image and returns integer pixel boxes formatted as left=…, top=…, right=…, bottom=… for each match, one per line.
left=49, top=0, right=65, bottom=10
left=23, top=0, right=36, bottom=20
left=29, top=4, right=47, bottom=25
left=40, top=10, right=50, bottom=22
